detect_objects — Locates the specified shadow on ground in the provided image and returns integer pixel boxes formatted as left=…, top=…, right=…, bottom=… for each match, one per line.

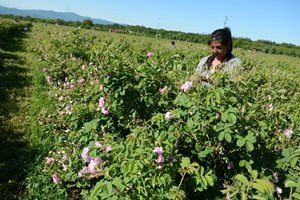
left=0, top=29, right=34, bottom=199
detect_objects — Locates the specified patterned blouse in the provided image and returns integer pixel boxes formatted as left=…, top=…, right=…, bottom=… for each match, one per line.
left=196, top=54, right=242, bottom=79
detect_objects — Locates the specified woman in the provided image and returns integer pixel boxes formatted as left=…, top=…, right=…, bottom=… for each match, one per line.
left=194, top=27, right=242, bottom=82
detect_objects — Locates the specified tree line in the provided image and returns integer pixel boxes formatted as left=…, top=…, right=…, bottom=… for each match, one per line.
left=1, top=14, right=300, bottom=57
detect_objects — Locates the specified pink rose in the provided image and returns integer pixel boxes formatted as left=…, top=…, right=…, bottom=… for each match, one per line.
left=147, top=52, right=154, bottom=57
left=180, top=81, right=192, bottom=92
left=165, top=112, right=171, bottom=121
left=52, top=173, right=59, bottom=184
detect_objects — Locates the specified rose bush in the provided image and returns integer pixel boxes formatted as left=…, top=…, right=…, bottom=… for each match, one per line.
left=24, top=23, right=299, bottom=199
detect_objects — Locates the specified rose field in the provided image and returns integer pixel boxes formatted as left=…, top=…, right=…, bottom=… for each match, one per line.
left=0, top=18, right=300, bottom=199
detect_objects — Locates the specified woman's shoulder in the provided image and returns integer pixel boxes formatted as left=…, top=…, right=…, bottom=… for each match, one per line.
left=199, top=55, right=211, bottom=65
left=228, top=55, right=242, bottom=65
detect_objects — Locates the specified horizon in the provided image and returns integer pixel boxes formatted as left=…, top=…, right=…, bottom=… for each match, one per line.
left=0, top=0, right=299, bottom=46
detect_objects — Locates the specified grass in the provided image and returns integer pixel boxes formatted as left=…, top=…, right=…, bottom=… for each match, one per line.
left=0, top=31, right=34, bottom=199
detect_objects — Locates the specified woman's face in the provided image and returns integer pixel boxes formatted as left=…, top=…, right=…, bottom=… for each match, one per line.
left=210, top=40, right=227, bottom=61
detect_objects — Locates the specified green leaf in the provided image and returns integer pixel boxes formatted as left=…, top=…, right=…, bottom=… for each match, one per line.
left=198, top=147, right=213, bottom=159
left=215, top=123, right=225, bottom=132
left=218, top=131, right=225, bottom=141
left=189, top=162, right=200, bottom=173
left=251, top=170, right=258, bottom=180
left=79, top=118, right=100, bottom=134
left=239, top=160, right=246, bottom=167
left=285, top=180, right=298, bottom=188
left=120, top=89, right=125, bottom=95
left=166, top=186, right=186, bottom=200
left=205, top=175, right=214, bottom=186
left=252, top=179, right=274, bottom=195
left=229, top=96, right=237, bottom=103
left=228, top=113, right=237, bottom=124
left=112, top=178, right=125, bottom=191
left=225, top=132, right=232, bottom=142
left=90, top=181, right=104, bottom=199
left=245, top=132, right=256, bottom=143
left=180, top=157, right=191, bottom=169
left=215, top=90, right=221, bottom=104
left=292, top=193, right=300, bottom=199
left=251, top=195, right=266, bottom=200
left=245, top=141, right=254, bottom=151
left=187, top=119, right=195, bottom=129
left=205, top=92, right=214, bottom=106
left=235, top=174, right=249, bottom=185
left=103, top=76, right=109, bottom=84
left=228, top=107, right=239, bottom=113
left=106, top=182, right=113, bottom=196
left=291, top=156, right=299, bottom=168
left=237, top=137, right=245, bottom=147
left=174, top=94, right=193, bottom=108
left=221, top=111, right=228, bottom=122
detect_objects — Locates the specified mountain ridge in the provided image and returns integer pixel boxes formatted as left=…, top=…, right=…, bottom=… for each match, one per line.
left=0, top=5, right=116, bottom=25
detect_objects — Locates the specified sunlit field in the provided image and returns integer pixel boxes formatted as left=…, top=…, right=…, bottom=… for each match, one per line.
left=1, top=19, right=300, bottom=199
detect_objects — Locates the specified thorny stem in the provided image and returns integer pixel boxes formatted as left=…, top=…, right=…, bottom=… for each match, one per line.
left=178, top=171, right=187, bottom=189
left=289, top=188, right=293, bottom=200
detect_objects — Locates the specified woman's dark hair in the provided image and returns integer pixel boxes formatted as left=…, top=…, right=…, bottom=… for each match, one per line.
left=208, top=27, right=233, bottom=56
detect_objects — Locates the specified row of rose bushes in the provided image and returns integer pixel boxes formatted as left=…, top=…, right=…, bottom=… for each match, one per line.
left=25, top=23, right=299, bottom=199
left=0, top=18, right=30, bottom=42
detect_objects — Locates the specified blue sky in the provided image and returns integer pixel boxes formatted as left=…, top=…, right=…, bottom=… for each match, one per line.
left=1, top=0, right=300, bottom=46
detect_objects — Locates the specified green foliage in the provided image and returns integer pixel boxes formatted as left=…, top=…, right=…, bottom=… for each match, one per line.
left=3, top=20, right=297, bottom=199
left=82, top=19, right=93, bottom=29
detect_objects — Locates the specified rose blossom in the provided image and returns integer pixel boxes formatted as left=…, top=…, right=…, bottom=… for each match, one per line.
left=61, top=152, right=68, bottom=162
left=165, top=112, right=171, bottom=121
left=81, top=147, right=91, bottom=162
left=180, top=81, right=192, bottom=92
left=58, top=96, right=64, bottom=101
left=52, top=173, right=59, bottom=184
left=100, top=84, right=104, bottom=91
left=159, top=86, right=168, bottom=94
left=268, top=103, right=273, bottom=111
left=153, top=147, right=164, bottom=165
left=88, top=157, right=103, bottom=174
left=283, top=127, right=293, bottom=137
left=276, top=186, right=282, bottom=194
left=101, top=107, right=111, bottom=115
left=79, top=78, right=85, bottom=84
left=105, top=146, right=112, bottom=152
left=153, top=147, right=163, bottom=154
left=95, top=141, right=103, bottom=148
left=78, top=166, right=89, bottom=177
left=46, top=157, right=55, bottom=165
left=147, top=52, right=154, bottom=57
left=156, top=154, right=164, bottom=164
left=99, top=97, right=105, bottom=108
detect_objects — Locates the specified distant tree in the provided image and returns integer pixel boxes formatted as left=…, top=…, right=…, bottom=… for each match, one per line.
left=263, top=47, right=270, bottom=54
left=82, top=19, right=93, bottom=29
left=270, top=47, right=277, bottom=54
left=55, top=19, right=66, bottom=25
left=290, top=49, right=296, bottom=56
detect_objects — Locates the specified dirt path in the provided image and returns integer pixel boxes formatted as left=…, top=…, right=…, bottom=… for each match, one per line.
left=0, top=31, right=34, bottom=199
